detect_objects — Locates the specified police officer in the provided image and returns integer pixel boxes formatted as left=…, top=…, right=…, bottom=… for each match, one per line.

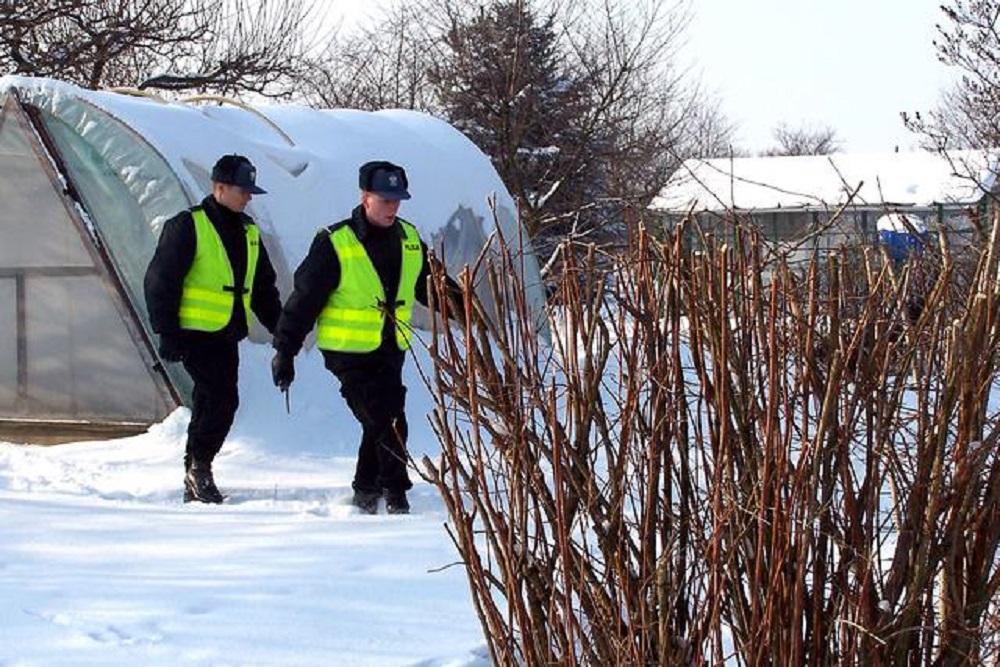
left=144, top=154, right=282, bottom=504
left=270, top=161, right=461, bottom=515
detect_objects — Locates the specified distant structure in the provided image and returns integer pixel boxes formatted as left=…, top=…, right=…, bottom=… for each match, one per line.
left=651, top=151, right=999, bottom=262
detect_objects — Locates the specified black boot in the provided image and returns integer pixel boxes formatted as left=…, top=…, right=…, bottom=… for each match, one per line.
left=352, top=489, right=380, bottom=515
left=184, top=460, right=225, bottom=504
left=384, top=489, right=410, bottom=515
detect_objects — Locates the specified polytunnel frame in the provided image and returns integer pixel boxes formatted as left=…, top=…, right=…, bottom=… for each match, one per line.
left=0, top=85, right=310, bottom=445
left=0, top=85, right=185, bottom=442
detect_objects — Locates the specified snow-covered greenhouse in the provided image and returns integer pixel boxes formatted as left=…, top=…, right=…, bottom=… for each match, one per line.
left=0, top=76, right=543, bottom=443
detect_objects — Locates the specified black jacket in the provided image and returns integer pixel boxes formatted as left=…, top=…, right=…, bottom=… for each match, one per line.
left=272, top=205, right=460, bottom=362
left=144, top=195, right=282, bottom=342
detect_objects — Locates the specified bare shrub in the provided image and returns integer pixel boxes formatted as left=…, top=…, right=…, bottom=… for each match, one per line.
left=418, top=212, right=1000, bottom=665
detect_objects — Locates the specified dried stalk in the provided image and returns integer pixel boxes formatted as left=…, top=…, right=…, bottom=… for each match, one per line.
left=417, top=210, right=1000, bottom=666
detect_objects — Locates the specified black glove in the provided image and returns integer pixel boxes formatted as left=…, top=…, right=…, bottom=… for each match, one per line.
left=271, top=351, right=295, bottom=390
left=158, top=334, right=187, bottom=363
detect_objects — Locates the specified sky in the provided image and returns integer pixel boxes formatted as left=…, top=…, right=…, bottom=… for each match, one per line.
left=0, top=343, right=492, bottom=667
left=686, top=0, right=957, bottom=153
left=332, top=0, right=958, bottom=155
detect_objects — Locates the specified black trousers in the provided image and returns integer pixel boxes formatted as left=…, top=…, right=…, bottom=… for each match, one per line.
left=182, top=338, right=240, bottom=465
left=324, top=350, right=412, bottom=494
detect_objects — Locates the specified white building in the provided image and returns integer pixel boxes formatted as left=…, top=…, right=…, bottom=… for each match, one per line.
left=651, top=150, right=1000, bottom=259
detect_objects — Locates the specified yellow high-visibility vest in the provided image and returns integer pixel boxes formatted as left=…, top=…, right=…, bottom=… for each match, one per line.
left=317, top=220, right=423, bottom=352
left=178, top=208, right=259, bottom=331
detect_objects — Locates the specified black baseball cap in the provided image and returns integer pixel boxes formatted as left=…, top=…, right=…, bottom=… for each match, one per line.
left=359, top=160, right=411, bottom=200
left=211, top=154, right=266, bottom=194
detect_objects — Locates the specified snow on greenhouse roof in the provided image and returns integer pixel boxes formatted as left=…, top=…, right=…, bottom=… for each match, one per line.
left=651, top=150, right=1000, bottom=214
left=0, top=75, right=521, bottom=266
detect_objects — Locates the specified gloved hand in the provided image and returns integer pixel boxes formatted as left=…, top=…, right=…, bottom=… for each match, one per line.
left=271, top=351, right=295, bottom=390
left=158, top=334, right=187, bottom=363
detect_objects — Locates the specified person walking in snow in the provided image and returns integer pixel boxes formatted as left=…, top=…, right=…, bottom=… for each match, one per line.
left=269, top=160, right=462, bottom=515
left=144, top=154, right=282, bottom=504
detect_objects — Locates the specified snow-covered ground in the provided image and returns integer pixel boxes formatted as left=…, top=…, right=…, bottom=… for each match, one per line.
left=0, top=342, right=490, bottom=666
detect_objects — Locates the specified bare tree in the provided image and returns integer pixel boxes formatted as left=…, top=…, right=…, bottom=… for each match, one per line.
left=761, top=121, right=841, bottom=156
left=297, top=0, right=439, bottom=111
left=682, top=92, right=741, bottom=159
left=559, top=0, right=717, bottom=203
left=903, top=0, right=1000, bottom=150
left=416, top=0, right=731, bottom=266
left=0, top=0, right=329, bottom=97
left=296, top=0, right=735, bottom=267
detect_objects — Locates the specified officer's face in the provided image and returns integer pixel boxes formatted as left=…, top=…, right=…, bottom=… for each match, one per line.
left=362, top=192, right=401, bottom=228
left=214, top=183, right=252, bottom=213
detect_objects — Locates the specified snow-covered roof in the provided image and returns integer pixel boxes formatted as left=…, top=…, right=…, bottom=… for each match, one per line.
left=0, top=76, right=546, bottom=339
left=0, top=76, right=548, bottom=423
left=651, top=150, right=1000, bottom=214
left=0, top=75, right=526, bottom=264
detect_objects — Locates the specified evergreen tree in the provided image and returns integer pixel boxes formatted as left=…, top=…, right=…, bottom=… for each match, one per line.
left=429, top=1, right=599, bottom=251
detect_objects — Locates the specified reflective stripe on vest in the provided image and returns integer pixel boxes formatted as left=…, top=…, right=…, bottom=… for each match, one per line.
left=178, top=208, right=260, bottom=332
left=317, top=221, right=423, bottom=352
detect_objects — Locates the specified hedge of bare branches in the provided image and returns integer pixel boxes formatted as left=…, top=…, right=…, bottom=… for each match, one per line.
left=418, top=216, right=1000, bottom=666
